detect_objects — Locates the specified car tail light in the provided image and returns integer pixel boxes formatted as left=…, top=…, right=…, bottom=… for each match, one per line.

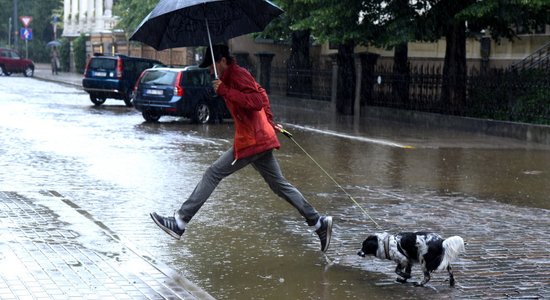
left=116, top=57, right=123, bottom=78
left=135, top=70, right=146, bottom=92
left=83, top=59, right=91, bottom=77
left=174, top=72, right=184, bottom=97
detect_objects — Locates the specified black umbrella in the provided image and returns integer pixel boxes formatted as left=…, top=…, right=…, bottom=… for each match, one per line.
left=129, top=0, right=283, bottom=78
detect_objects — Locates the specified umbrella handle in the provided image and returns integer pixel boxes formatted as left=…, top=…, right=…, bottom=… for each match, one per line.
left=205, top=19, right=218, bottom=80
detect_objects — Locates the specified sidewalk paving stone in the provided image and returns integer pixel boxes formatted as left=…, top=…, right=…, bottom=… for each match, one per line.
left=0, top=191, right=214, bottom=299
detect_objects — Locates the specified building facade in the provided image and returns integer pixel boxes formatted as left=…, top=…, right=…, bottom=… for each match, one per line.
left=62, top=0, right=116, bottom=37
left=61, top=0, right=194, bottom=69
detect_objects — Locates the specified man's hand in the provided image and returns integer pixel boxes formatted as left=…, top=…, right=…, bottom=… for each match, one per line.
left=212, top=79, right=222, bottom=93
left=274, top=123, right=284, bottom=132
left=275, top=124, right=293, bottom=138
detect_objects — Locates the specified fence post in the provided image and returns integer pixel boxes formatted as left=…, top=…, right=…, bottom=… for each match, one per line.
left=480, top=37, right=491, bottom=73
left=255, top=52, right=275, bottom=94
left=330, top=54, right=338, bottom=113
left=234, top=52, right=253, bottom=74
left=358, top=52, right=380, bottom=109
left=354, top=54, right=362, bottom=117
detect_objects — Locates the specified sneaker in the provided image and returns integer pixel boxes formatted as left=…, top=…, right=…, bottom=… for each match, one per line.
left=150, top=212, right=185, bottom=240
left=315, top=216, right=333, bottom=252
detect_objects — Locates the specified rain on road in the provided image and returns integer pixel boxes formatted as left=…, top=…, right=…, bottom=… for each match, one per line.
left=1, top=77, right=549, bottom=299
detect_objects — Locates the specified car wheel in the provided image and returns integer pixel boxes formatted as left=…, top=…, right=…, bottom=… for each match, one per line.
left=142, top=110, right=161, bottom=122
left=0, top=66, right=11, bottom=76
left=90, top=95, right=106, bottom=106
left=123, top=90, right=134, bottom=107
left=193, top=101, right=211, bottom=124
left=23, top=66, right=34, bottom=77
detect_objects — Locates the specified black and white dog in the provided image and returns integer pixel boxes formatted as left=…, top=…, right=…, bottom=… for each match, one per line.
left=357, top=232, right=465, bottom=287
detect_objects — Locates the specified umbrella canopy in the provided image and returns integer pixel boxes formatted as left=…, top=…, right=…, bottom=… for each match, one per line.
left=130, top=0, right=283, bottom=51
left=46, top=40, right=62, bottom=47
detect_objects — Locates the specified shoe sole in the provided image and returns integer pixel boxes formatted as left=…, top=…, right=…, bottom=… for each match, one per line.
left=323, top=216, right=333, bottom=252
left=150, top=212, right=182, bottom=240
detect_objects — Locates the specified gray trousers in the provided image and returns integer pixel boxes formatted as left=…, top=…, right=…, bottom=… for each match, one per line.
left=177, top=148, right=320, bottom=226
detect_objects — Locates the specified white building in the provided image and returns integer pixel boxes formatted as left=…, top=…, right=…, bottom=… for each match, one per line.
left=62, top=0, right=117, bottom=37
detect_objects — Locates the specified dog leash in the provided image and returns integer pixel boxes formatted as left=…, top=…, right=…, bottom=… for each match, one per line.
left=280, top=128, right=382, bottom=229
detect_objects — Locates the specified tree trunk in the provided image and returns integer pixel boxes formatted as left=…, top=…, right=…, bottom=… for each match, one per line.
left=336, top=41, right=356, bottom=115
left=287, top=30, right=312, bottom=98
left=393, top=43, right=409, bottom=105
left=441, top=20, right=467, bottom=114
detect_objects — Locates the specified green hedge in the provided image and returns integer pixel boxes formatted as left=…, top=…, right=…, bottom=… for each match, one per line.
left=73, top=34, right=87, bottom=74
left=59, top=39, right=70, bottom=72
left=467, top=69, right=550, bottom=125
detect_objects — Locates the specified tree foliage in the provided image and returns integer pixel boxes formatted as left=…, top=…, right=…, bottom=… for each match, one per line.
left=73, top=33, right=86, bottom=73
left=0, top=0, right=62, bottom=62
left=458, top=0, right=550, bottom=41
left=292, top=0, right=375, bottom=46
left=113, top=0, right=158, bottom=36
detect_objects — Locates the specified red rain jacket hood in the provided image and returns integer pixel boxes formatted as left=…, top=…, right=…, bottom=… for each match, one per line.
left=216, top=63, right=280, bottom=160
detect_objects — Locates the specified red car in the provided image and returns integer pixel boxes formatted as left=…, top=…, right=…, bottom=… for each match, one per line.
left=0, top=48, right=34, bottom=77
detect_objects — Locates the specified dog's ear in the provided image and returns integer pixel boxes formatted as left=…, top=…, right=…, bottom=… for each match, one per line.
left=361, top=235, right=379, bottom=255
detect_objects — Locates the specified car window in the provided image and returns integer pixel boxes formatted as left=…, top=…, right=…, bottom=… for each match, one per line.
left=89, top=58, right=116, bottom=70
left=140, top=70, right=177, bottom=85
left=125, top=60, right=136, bottom=73
left=0, top=51, right=7, bottom=57
left=136, top=61, right=153, bottom=72
left=182, top=70, right=206, bottom=87
left=9, top=51, right=20, bottom=59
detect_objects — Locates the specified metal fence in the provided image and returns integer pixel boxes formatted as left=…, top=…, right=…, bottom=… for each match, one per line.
left=467, top=68, right=550, bottom=124
left=370, top=64, right=445, bottom=112
left=271, top=65, right=332, bottom=101
left=269, top=61, right=550, bottom=124
left=370, top=64, right=550, bottom=124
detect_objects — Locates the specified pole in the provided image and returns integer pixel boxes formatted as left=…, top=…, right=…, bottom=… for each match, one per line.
left=205, top=18, right=218, bottom=79
left=13, top=0, right=18, bottom=49
left=8, top=17, right=11, bottom=48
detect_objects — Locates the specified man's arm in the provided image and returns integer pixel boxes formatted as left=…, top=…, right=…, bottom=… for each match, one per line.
left=214, top=68, right=265, bottom=111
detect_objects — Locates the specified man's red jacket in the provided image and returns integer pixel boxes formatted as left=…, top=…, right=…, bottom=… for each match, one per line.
left=216, top=63, right=280, bottom=160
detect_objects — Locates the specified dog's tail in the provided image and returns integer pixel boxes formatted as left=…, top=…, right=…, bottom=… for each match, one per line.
left=437, top=236, right=465, bottom=271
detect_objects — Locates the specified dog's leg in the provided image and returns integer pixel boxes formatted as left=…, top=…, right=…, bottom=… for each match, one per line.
left=414, top=270, right=430, bottom=287
left=414, top=264, right=431, bottom=287
left=448, top=265, right=455, bottom=287
left=394, top=264, right=408, bottom=283
left=404, top=264, right=412, bottom=279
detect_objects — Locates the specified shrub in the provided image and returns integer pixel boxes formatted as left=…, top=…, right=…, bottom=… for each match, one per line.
left=73, top=34, right=87, bottom=74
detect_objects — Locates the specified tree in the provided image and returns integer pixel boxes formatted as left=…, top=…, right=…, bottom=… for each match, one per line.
left=113, top=0, right=157, bottom=36
left=0, top=0, right=62, bottom=62
left=293, top=0, right=378, bottom=115
left=419, top=0, right=550, bottom=113
left=260, top=0, right=315, bottom=98
left=367, top=0, right=431, bottom=105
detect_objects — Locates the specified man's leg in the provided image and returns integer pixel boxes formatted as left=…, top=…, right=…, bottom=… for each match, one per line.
left=177, top=148, right=249, bottom=222
left=251, top=150, right=320, bottom=225
left=251, top=150, right=333, bottom=252
left=151, top=148, right=249, bottom=239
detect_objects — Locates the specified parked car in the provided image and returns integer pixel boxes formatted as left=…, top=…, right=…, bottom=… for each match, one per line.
left=82, top=54, right=164, bottom=107
left=133, top=66, right=230, bottom=123
left=0, top=47, right=34, bottom=77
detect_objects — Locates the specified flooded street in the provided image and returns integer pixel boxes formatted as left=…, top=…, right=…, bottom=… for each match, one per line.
left=1, top=77, right=548, bottom=299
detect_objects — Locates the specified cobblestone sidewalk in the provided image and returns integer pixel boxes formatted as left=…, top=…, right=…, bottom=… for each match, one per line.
left=0, top=191, right=214, bottom=300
